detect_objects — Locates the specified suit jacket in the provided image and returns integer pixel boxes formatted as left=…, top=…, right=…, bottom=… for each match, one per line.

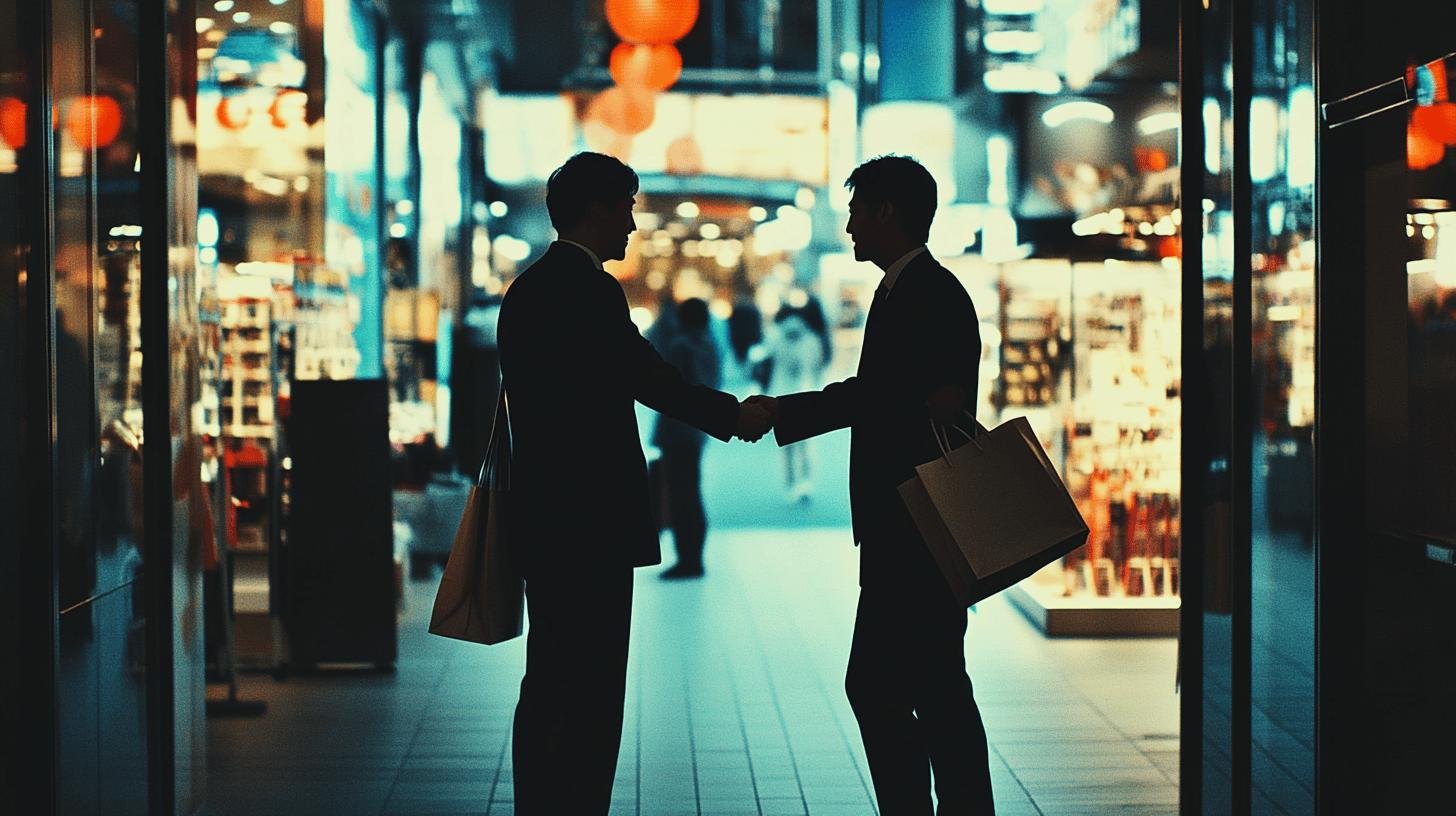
left=498, top=243, right=739, bottom=574
left=773, top=251, right=981, bottom=586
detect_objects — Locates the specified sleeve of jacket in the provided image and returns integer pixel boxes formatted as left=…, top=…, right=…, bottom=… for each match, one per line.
left=613, top=287, right=739, bottom=441
left=772, top=376, right=863, bottom=446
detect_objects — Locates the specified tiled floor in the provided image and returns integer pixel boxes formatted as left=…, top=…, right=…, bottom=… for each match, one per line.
left=205, top=529, right=1179, bottom=815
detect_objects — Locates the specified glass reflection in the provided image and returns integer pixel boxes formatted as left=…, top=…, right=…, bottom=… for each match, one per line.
left=1199, top=1, right=1236, bottom=813
left=1247, top=0, right=1316, bottom=812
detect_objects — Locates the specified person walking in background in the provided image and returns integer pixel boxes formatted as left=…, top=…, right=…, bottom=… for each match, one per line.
left=767, top=304, right=827, bottom=504
left=496, top=152, right=773, bottom=814
left=653, top=297, right=722, bottom=579
left=747, top=155, right=995, bottom=814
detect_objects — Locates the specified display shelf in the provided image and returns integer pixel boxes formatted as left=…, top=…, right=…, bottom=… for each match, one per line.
left=1006, top=568, right=1180, bottom=637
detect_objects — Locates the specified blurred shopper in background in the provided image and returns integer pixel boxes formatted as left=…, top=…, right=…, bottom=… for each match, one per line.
left=652, top=297, right=722, bottom=579
left=747, top=155, right=994, bottom=814
left=497, top=152, right=773, bottom=814
left=767, top=304, right=828, bottom=504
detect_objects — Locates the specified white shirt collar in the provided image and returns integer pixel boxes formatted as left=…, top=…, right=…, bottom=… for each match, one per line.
left=556, top=239, right=603, bottom=271
left=881, top=246, right=928, bottom=293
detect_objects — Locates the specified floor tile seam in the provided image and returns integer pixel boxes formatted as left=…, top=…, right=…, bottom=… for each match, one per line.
left=1071, top=687, right=1180, bottom=789
left=717, top=595, right=765, bottom=816
left=738, top=557, right=876, bottom=814
left=727, top=557, right=835, bottom=816
left=987, top=741, right=1046, bottom=816
left=382, top=641, right=472, bottom=815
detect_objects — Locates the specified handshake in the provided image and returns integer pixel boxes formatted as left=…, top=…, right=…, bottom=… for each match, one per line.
left=734, top=395, right=778, bottom=443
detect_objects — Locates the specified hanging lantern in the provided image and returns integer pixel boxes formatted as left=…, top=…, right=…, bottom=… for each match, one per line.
left=268, top=89, right=307, bottom=129
left=66, top=95, right=123, bottom=149
left=1407, top=127, right=1446, bottom=171
left=216, top=95, right=252, bottom=130
left=605, top=0, right=699, bottom=45
left=586, top=86, right=656, bottom=135
left=0, top=97, right=26, bottom=149
left=1412, top=102, right=1456, bottom=146
left=609, top=43, right=683, bottom=92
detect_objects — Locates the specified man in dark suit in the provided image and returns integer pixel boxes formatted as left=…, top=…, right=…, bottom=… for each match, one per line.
left=497, top=152, right=773, bottom=814
left=750, top=155, right=995, bottom=814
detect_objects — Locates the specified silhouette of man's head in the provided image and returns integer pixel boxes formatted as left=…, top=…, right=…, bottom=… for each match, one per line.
left=547, top=152, right=640, bottom=262
left=677, top=298, right=710, bottom=332
left=844, top=155, right=937, bottom=267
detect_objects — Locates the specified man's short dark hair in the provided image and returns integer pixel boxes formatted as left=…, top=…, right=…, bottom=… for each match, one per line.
left=546, top=152, right=640, bottom=232
left=677, top=297, right=710, bottom=332
left=845, top=155, right=937, bottom=244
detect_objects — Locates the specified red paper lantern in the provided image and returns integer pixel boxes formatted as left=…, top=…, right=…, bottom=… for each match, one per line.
left=1408, top=127, right=1446, bottom=171
left=609, top=43, right=683, bottom=92
left=216, top=96, right=251, bottom=130
left=268, top=89, right=307, bottom=128
left=0, top=97, right=26, bottom=149
left=66, top=95, right=122, bottom=149
left=605, top=0, right=699, bottom=45
left=586, top=86, right=656, bottom=135
left=1413, top=102, right=1456, bottom=145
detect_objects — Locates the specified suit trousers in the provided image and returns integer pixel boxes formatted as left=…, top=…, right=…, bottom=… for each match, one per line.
left=660, top=443, right=706, bottom=568
left=512, top=566, right=634, bottom=814
left=846, top=571, right=995, bottom=815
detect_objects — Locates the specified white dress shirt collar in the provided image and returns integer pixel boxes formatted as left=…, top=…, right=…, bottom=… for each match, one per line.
left=556, top=239, right=604, bottom=271
left=881, top=245, right=928, bottom=293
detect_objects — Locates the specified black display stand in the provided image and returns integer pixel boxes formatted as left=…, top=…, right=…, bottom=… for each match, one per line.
left=283, top=378, right=396, bottom=672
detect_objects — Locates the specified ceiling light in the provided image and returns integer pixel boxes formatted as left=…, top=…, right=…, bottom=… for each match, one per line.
left=983, top=0, right=1044, bottom=14
left=983, top=30, right=1044, bottom=55
left=983, top=64, right=1062, bottom=94
left=1041, top=100, right=1115, bottom=127
left=1138, top=111, right=1180, bottom=135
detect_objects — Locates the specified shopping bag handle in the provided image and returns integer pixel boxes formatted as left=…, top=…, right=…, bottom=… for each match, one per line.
left=930, top=410, right=986, bottom=463
left=477, top=386, right=513, bottom=488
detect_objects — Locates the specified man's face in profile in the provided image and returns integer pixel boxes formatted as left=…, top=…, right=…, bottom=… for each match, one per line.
left=600, top=194, right=637, bottom=262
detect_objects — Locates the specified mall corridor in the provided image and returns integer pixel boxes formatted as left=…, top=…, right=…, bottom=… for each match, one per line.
left=205, top=529, right=1178, bottom=816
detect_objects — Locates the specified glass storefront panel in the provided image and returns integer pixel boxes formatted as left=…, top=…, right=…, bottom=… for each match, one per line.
left=1248, top=0, right=1316, bottom=811
left=50, top=0, right=152, bottom=810
left=1199, top=0, right=1237, bottom=811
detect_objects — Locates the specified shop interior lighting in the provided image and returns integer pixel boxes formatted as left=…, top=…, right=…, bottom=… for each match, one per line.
left=676, top=201, right=700, bottom=219
left=1041, top=100, right=1115, bottom=128
left=1137, top=111, right=1180, bottom=135
left=983, top=64, right=1062, bottom=94
left=983, top=29, right=1045, bottom=55
left=983, top=0, right=1044, bottom=14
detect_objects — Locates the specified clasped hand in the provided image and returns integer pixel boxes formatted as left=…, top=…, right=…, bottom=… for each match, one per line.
left=734, top=395, right=778, bottom=442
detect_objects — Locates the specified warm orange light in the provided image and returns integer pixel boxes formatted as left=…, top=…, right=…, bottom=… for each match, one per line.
left=0, top=97, right=26, bottom=149
left=586, top=86, right=656, bottom=135
left=66, top=95, right=123, bottom=149
left=216, top=96, right=251, bottom=130
left=1408, top=128, right=1446, bottom=171
left=605, top=0, right=699, bottom=45
left=609, top=43, right=683, bottom=92
left=1412, top=102, right=1456, bottom=146
left=268, top=89, right=307, bottom=128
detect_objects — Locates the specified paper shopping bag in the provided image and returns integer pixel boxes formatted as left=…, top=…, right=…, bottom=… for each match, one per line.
left=429, top=392, right=523, bottom=645
left=898, top=415, right=1089, bottom=606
